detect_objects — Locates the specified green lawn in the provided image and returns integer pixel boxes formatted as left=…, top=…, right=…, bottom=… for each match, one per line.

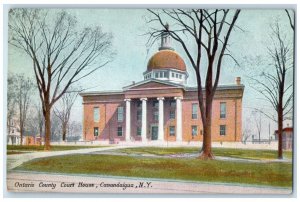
left=117, top=147, right=292, bottom=160
left=16, top=154, right=292, bottom=187
left=7, top=151, right=29, bottom=155
left=7, top=145, right=110, bottom=152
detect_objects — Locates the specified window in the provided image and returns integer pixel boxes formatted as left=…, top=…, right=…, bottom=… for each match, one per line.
left=137, top=101, right=142, bottom=108
left=176, top=74, right=179, bottom=78
left=160, top=72, right=163, bottom=78
left=170, top=100, right=176, bottom=108
left=169, top=126, right=175, bottom=136
left=137, top=110, right=142, bottom=121
left=172, top=72, right=175, bottom=77
left=169, top=110, right=175, bottom=119
left=192, top=126, right=198, bottom=136
left=220, top=125, right=226, bottom=136
left=163, top=71, right=167, bottom=78
left=117, top=126, right=123, bottom=136
left=153, top=101, right=158, bottom=108
left=94, top=127, right=99, bottom=136
left=155, top=72, right=159, bottom=78
left=137, top=127, right=141, bottom=136
left=117, top=106, right=124, bottom=122
left=179, top=74, right=182, bottom=79
left=94, top=107, right=100, bottom=122
left=192, top=104, right=198, bottom=119
left=220, top=102, right=226, bottom=118
left=153, top=111, right=159, bottom=121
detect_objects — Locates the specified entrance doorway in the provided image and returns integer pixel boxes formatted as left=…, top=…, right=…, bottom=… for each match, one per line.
left=151, top=126, right=158, bottom=140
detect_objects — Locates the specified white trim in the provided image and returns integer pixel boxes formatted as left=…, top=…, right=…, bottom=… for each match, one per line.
left=123, top=78, right=184, bottom=90
left=175, top=97, right=183, bottom=141
left=124, top=99, right=131, bottom=141
left=141, top=98, right=147, bottom=142
left=157, top=97, right=164, bottom=141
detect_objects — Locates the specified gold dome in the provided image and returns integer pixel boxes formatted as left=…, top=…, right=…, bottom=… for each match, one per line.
left=147, top=50, right=186, bottom=72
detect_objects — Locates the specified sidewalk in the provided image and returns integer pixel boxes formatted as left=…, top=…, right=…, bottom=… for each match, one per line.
left=6, top=145, right=136, bottom=170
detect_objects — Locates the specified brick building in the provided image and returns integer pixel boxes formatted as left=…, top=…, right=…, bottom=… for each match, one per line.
left=80, top=32, right=244, bottom=143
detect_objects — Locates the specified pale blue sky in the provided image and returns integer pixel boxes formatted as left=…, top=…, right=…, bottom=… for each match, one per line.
left=8, top=9, right=294, bottom=138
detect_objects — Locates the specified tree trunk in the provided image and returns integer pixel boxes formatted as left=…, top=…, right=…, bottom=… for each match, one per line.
left=199, top=99, right=214, bottom=160
left=277, top=106, right=283, bottom=159
left=39, top=123, right=43, bottom=146
left=62, top=123, right=67, bottom=142
left=7, top=119, right=11, bottom=137
left=20, top=125, right=23, bottom=146
left=44, top=107, right=51, bottom=150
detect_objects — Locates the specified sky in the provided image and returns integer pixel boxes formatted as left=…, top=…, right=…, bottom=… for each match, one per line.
left=8, top=8, right=294, bottom=139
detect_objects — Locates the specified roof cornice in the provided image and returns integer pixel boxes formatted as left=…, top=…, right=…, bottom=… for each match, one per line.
left=80, top=82, right=244, bottom=97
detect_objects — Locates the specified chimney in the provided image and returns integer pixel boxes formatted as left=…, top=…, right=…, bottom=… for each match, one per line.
left=235, top=77, right=241, bottom=85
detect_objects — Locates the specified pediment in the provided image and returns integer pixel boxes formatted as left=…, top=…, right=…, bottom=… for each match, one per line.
left=124, top=79, right=183, bottom=91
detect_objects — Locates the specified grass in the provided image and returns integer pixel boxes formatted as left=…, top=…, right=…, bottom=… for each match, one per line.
left=7, top=145, right=110, bottom=152
left=117, top=147, right=292, bottom=160
left=7, top=151, right=29, bottom=155
left=16, top=154, right=292, bottom=187
left=118, top=147, right=199, bottom=155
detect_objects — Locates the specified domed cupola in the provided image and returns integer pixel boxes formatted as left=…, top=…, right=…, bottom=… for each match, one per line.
left=144, top=24, right=188, bottom=85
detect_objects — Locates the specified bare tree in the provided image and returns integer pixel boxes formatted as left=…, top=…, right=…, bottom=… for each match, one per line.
left=252, top=110, right=262, bottom=143
left=14, top=74, right=35, bottom=145
left=51, top=113, right=61, bottom=141
left=285, top=9, right=295, bottom=31
left=67, top=120, right=82, bottom=141
left=9, top=9, right=114, bottom=150
left=27, top=101, right=44, bottom=145
left=242, top=117, right=253, bottom=144
left=147, top=9, right=241, bottom=159
left=7, top=74, right=17, bottom=136
left=36, top=102, right=44, bottom=145
left=53, top=88, right=78, bottom=141
left=250, top=22, right=293, bottom=159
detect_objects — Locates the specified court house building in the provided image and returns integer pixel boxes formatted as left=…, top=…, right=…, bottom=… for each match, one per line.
left=80, top=32, right=244, bottom=143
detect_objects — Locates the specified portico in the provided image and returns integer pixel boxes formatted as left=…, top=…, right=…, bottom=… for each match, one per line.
left=123, top=95, right=183, bottom=142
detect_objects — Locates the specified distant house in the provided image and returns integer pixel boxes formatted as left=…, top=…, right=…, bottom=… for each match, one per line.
left=274, top=127, right=293, bottom=150
left=23, top=131, right=44, bottom=146
left=7, top=118, right=21, bottom=145
left=7, top=117, right=43, bottom=146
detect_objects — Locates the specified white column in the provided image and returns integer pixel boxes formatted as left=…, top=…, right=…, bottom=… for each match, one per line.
left=141, top=98, right=147, bottom=142
left=124, top=99, right=131, bottom=141
left=175, top=97, right=183, bottom=142
left=157, top=97, right=165, bottom=141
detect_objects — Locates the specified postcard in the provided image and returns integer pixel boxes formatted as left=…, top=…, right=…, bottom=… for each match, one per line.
left=5, top=7, right=294, bottom=195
